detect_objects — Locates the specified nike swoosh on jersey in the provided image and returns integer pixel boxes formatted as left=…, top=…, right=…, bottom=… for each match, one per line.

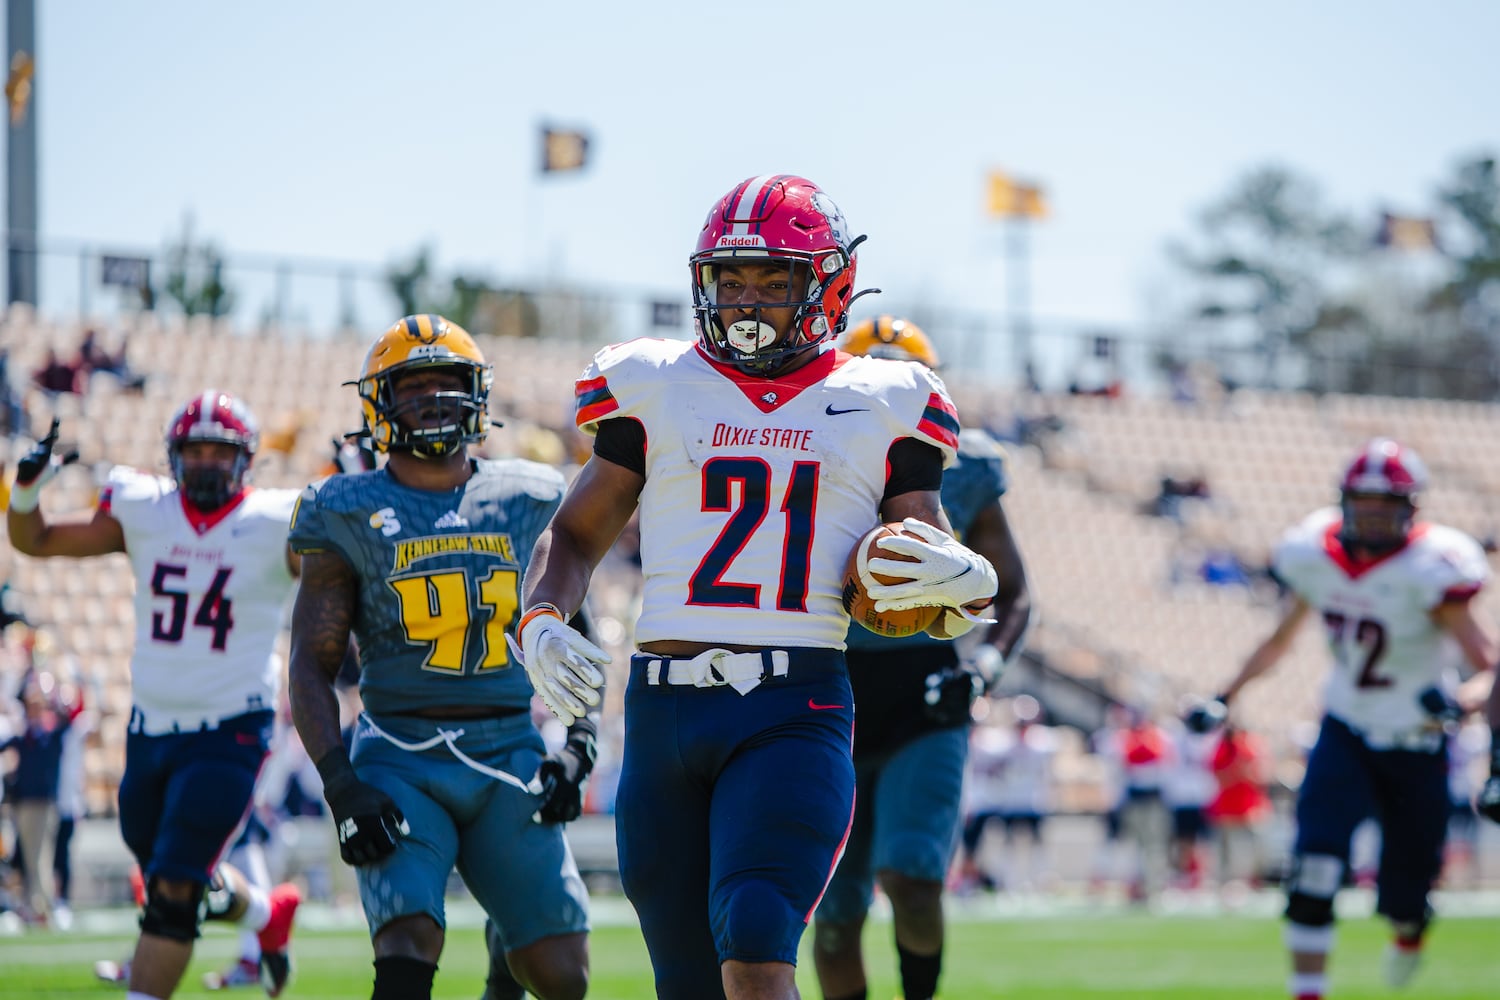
left=825, top=404, right=869, bottom=415
left=809, top=699, right=846, bottom=710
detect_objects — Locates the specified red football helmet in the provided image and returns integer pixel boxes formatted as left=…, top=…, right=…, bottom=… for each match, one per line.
left=165, top=390, right=259, bottom=511
left=1338, top=438, right=1427, bottom=552
left=690, top=174, right=865, bottom=375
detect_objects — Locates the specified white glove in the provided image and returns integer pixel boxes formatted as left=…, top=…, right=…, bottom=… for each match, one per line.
left=505, top=609, right=608, bottom=726
left=867, top=517, right=999, bottom=613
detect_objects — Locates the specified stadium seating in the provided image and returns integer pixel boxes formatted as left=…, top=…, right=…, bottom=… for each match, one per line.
left=6, top=310, right=1500, bottom=815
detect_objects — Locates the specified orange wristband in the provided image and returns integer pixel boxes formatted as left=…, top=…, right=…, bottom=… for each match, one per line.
left=518, top=603, right=565, bottom=636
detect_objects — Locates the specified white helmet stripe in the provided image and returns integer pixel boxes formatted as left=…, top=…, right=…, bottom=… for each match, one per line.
left=196, top=390, right=217, bottom=434
left=728, top=175, right=776, bottom=235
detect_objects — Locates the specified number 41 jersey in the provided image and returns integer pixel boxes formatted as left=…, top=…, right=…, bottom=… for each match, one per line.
left=102, top=466, right=299, bottom=733
left=288, top=459, right=564, bottom=715
left=575, top=339, right=961, bottom=649
left=1273, top=506, right=1489, bottom=742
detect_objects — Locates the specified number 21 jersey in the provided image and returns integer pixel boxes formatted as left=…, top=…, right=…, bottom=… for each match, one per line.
left=575, top=339, right=961, bottom=649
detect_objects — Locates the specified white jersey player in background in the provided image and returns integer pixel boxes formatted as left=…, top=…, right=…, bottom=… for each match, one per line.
left=956, top=696, right=1058, bottom=896
left=6, top=393, right=303, bottom=1000
left=1207, top=438, right=1496, bottom=1000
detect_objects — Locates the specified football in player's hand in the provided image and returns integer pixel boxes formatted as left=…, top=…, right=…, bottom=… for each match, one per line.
left=842, top=523, right=943, bottom=637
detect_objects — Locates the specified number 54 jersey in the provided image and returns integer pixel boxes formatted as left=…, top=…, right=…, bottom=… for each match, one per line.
left=288, top=459, right=565, bottom=715
left=1273, top=507, right=1489, bottom=743
left=575, top=339, right=961, bottom=649
left=102, top=467, right=299, bottom=733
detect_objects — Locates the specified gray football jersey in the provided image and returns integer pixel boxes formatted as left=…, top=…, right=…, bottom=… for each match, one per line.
left=289, top=459, right=564, bottom=714
left=844, top=428, right=1009, bottom=652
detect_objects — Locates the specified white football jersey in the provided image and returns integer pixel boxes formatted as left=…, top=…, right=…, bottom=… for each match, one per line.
left=1161, top=728, right=1220, bottom=809
left=965, top=723, right=1058, bottom=815
left=575, top=339, right=960, bottom=648
left=102, top=466, right=299, bottom=733
left=1274, top=507, right=1488, bottom=743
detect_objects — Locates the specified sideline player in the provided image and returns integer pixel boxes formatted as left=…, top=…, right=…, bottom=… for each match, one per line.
left=811, top=316, right=1030, bottom=1000
left=519, top=175, right=1001, bottom=1000
left=9, top=397, right=302, bottom=998
left=1208, top=439, right=1496, bottom=998
left=287, top=315, right=592, bottom=1000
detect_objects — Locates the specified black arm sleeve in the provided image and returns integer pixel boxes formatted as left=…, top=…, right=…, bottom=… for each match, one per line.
left=883, top=437, right=944, bottom=501
left=592, top=417, right=646, bottom=476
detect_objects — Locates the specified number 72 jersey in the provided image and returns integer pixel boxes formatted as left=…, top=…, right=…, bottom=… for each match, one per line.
left=102, top=466, right=299, bottom=732
left=1273, top=507, right=1489, bottom=741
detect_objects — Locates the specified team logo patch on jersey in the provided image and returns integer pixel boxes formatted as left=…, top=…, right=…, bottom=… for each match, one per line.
left=433, top=510, right=470, bottom=530
left=760, top=391, right=779, bottom=405
left=369, top=507, right=402, bottom=537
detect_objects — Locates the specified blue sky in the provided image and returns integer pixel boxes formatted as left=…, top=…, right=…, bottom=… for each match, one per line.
left=25, top=1, right=1499, bottom=339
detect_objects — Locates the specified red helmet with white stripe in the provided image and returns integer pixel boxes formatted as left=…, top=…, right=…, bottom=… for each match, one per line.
left=1338, top=438, right=1427, bottom=552
left=165, top=390, right=259, bottom=511
left=690, top=174, right=865, bottom=376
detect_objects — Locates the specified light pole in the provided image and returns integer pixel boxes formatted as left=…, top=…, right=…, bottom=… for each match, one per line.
left=987, top=169, right=1048, bottom=384
left=6, top=0, right=38, bottom=306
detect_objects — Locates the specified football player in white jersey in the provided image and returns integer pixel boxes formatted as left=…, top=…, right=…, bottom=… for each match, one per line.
left=7, top=394, right=303, bottom=999
left=519, top=175, right=1000, bottom=1000
left=1207, top=439, right=1497, bottom=999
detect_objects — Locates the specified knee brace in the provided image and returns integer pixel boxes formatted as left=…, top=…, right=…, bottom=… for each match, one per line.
left=372, top=956, right=437, bottom=1000
left=140, top=877, right=206, bottom=942
left=1284, top=853, right=1343, bottom=928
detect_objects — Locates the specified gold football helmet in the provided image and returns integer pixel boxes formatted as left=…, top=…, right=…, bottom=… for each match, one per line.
left=839, top=315, right=940, bottom=369
left=354, top=314, right=493, bottom=457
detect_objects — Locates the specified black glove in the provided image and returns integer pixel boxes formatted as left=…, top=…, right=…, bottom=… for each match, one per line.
left=923, top=665, right=982, bottom=727
left=15, top=418, right=79, bottom=485
left=316, top=749, right=408, bottom=866
left=1184, top=695, right=1229, bottom=735
left=1417, top=686, right=1463, bottom=725
left=533, top=725, right=597, bottom=824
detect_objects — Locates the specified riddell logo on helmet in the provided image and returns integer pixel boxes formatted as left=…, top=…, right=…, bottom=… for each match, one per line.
left=716, top=235, right=767, bottom=248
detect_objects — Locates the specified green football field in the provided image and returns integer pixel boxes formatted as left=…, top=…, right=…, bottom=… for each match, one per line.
left=3, top=898, right=1499, bottom=998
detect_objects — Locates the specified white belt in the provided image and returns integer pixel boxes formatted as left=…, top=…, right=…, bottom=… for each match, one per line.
left=1336, top=714, right=1445, bottom=754
left=1361, top=729, right=1445, bottom=754
left=644, top=649, right=790, bottom=695
left=357, top=714, right=535, bottom=794
left=128, top=701, right=268, bottom=736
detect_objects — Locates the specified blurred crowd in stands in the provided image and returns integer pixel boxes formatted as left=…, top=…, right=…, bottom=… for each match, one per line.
left=0, top=315, right=1495, bottom=928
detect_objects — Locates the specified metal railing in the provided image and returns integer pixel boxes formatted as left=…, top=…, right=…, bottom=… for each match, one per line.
left=9, top=230, right=1491, bottom=400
